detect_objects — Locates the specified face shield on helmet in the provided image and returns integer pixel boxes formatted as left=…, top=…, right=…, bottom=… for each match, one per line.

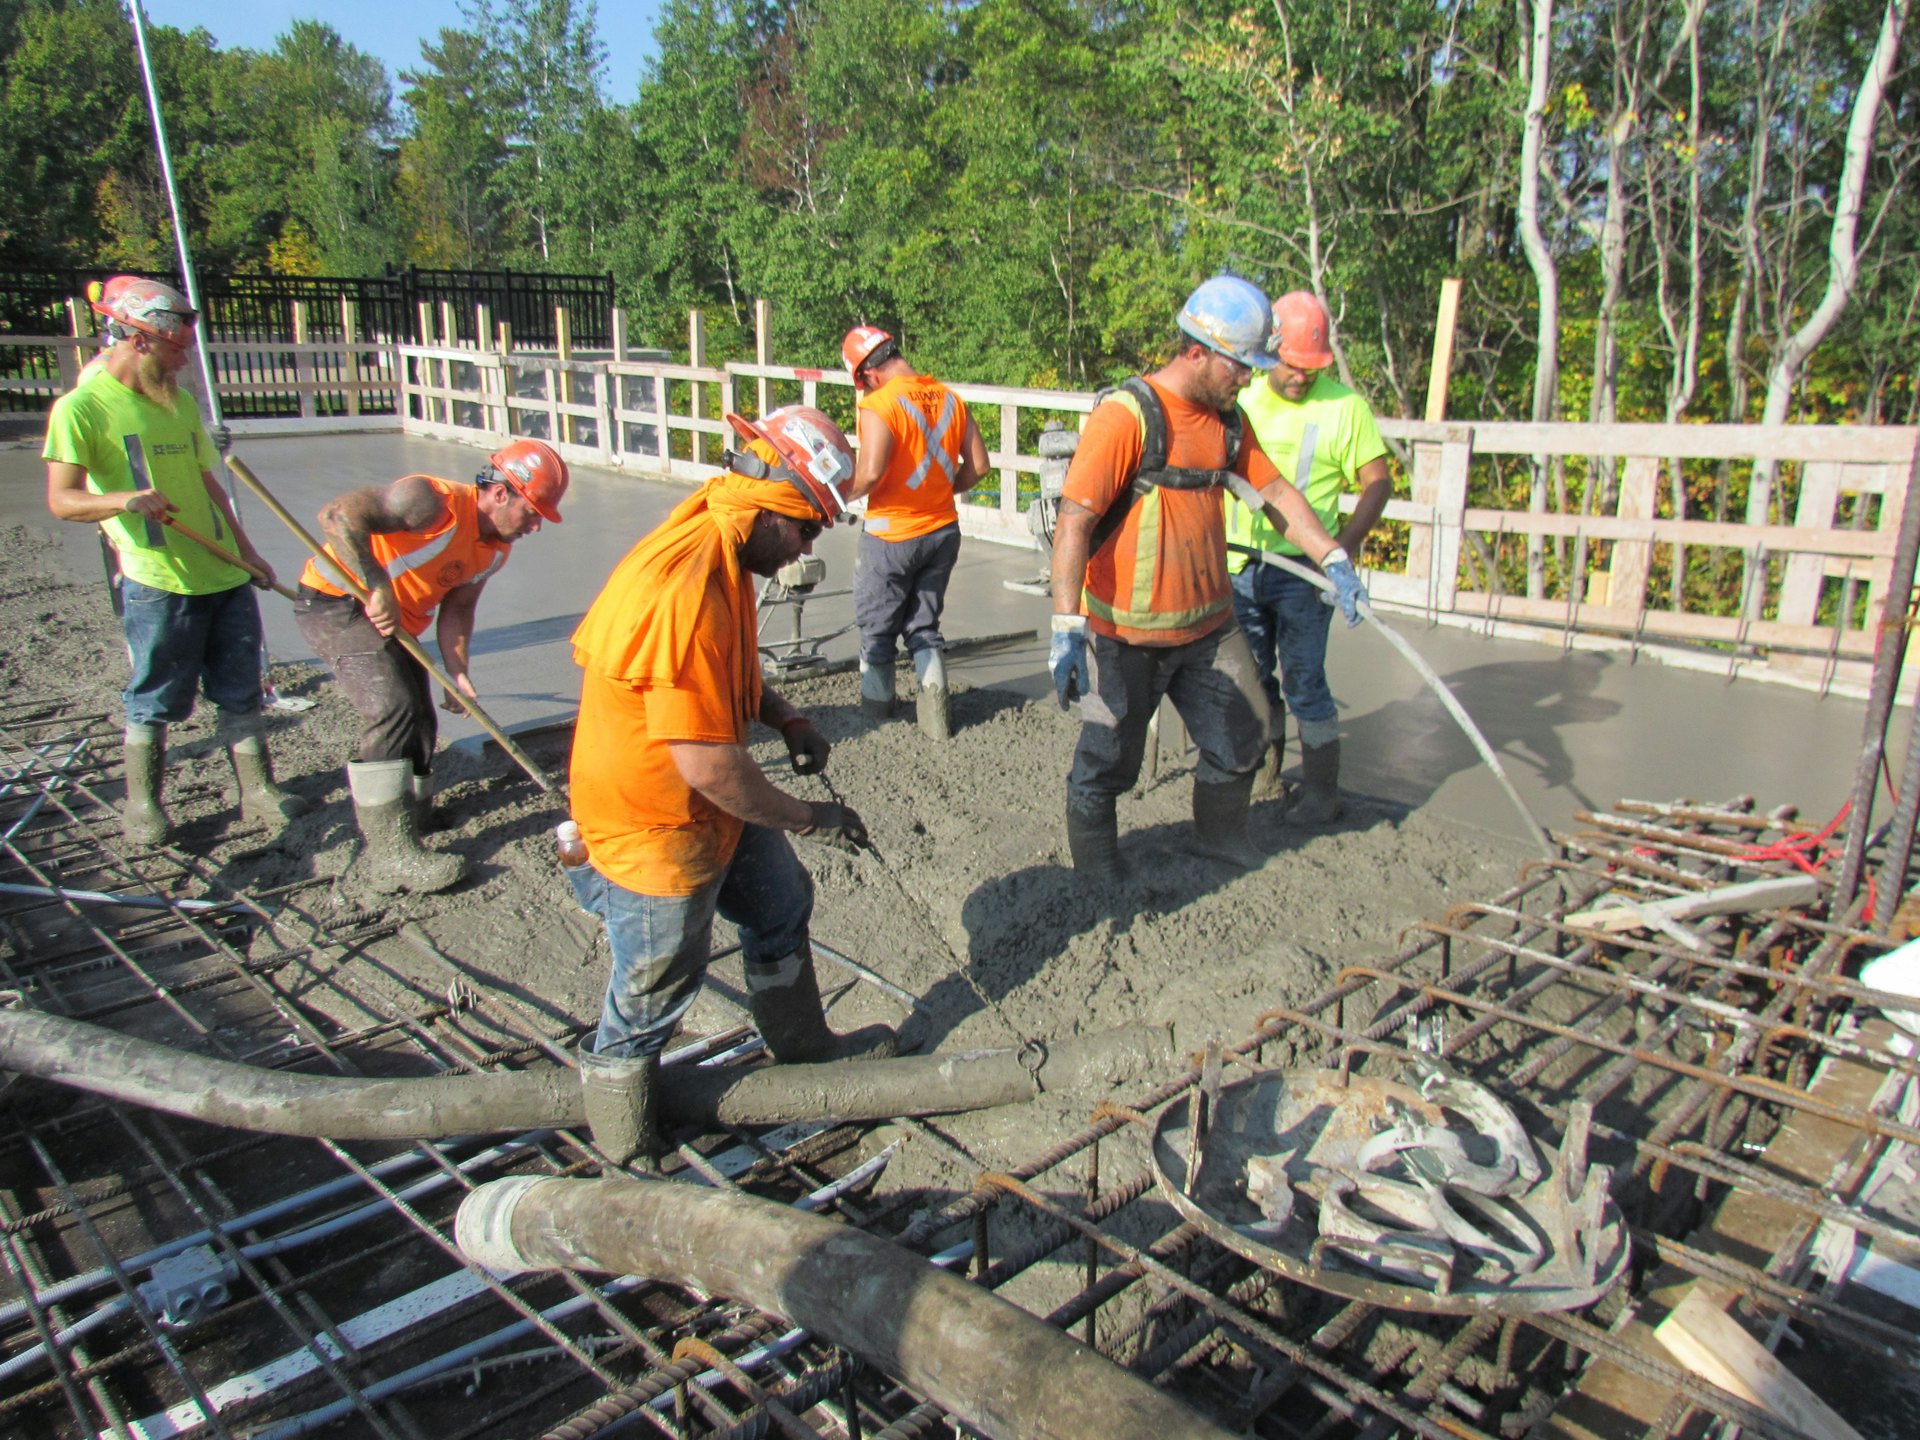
left=723, top=406, right=854, bottom=525
left=91, top=277, right=198, bottom=351
left=1176, top=274, right=1277, bottom=371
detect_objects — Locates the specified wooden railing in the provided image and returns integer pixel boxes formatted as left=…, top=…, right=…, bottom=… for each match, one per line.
left=6, top=317, right=1913, bottom=697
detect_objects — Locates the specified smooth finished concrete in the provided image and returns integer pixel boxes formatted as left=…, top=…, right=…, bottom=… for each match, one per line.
left=4, top=431, right=1903, bottom=851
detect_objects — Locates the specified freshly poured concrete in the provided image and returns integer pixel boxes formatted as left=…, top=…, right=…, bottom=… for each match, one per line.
left=4, top=430, right=1899, bottom=848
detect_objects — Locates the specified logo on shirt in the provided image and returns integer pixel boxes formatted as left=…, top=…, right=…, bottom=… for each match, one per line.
left=436, top=560, right=468, bottom=588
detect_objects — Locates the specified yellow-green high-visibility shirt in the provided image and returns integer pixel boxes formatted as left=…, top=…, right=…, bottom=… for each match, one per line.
left=1227, top=372, right=1388, bottom=568
left=43, top=373, right=243, bottom=595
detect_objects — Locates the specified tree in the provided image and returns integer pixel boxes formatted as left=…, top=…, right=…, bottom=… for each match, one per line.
left=397, top=28, right=509, bottom=267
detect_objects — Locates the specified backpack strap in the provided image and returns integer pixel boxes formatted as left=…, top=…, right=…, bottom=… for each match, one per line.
left=1086, top=378, right=1244, bottom=553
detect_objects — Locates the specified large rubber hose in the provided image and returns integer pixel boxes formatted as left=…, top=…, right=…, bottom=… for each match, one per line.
left=457, top=1175, right=1237, bottom=1440
left=0, top=1009, right=1174, bottom=1139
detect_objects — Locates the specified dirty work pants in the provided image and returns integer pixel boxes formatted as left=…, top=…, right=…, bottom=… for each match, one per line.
left=568, top=823, right=814, bottom=1060
left=1065, top=618, right=1269, bottom=805
left=119, top=578, right=264, bottom=726
left=292, top=586, right=436, bottom=773
left=854, top=522, right=961, bottom=666
left=1229, top=562, right=1339, bottom=746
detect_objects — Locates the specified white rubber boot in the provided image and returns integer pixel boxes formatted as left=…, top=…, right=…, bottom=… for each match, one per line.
left=913, top=648, right=950, bottom=741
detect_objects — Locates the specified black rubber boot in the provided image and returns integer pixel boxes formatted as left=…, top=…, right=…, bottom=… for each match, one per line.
left=1065, top=792, right=1123, bottom=882
left=859, top=661, right=894, bottom=721
left=1287, top=740, right=1345, bottom=825
left=577, top=1043, right=661, bottom=1171
left=1191, top=772, right=1265, bottom=869
left=347, top=760, right=468, bottom=894
left=121, top=723, right=170, bottom=847
left=745, top=945, right=899, bottom=1063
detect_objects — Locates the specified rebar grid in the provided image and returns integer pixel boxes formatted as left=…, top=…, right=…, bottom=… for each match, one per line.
left=3, top=728, right=1913, bottom=1440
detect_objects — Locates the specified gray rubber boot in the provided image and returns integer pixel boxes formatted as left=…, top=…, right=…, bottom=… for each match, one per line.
left=409, top=772, right=447, bottom=833
left=1191, top=772, right=1265, bottom=869
left=1287, top=740, right=1345, bottom=825
left=1250, top=713, right=1288, bottom=803
left=347, top=759, right=468, bottom=895
left=913, top=647, right=951, bottom=742
left=745, top=945, right=899, bottom=1064
left=577, top=1042, right=661, bottom=1171
left=217, top=713, right=309, bottom=827
left=120, top=723, right=170, bottom=848
left=1065, top=792, right=1123, bottom=883
left=859, top=661, right=895, bottom=721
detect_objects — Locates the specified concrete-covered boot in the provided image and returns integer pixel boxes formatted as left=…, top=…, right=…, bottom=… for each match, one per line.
left=409, top=772, right=449, bottom=833
left=121, top=723, right=170, bottom=847
left=347, top=759, right=468, bottom=894
left=745, top=945, right=898, bottom=1063
left=1251, top=714, right=1288, bottom=803
left=1065, top=792, right=1123, bottom=883
left=1191, top=772, right=1265, bottom=869
left=1287, top=739, right=1345, bottom=826
left=217, top=713, right=309, bottom=827
left=859, top=660, right=895, bottom=721
left=912, top=647, right=951, bottom=741
left=577, top=1042, right=662, bottom=1170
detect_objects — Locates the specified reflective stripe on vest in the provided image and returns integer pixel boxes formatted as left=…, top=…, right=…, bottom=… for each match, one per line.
left=384, top=526, right=456, bottom=580
left=897, top=389, right=958, bottom=490
left=1079, top=480, right=1232, bottom=634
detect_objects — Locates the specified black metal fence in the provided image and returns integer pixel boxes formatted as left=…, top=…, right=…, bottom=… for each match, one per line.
left=0, top=265, right=615, bottom=415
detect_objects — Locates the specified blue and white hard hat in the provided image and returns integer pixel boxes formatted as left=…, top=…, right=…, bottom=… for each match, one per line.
left=1177, top=274, right=1277, bottom=369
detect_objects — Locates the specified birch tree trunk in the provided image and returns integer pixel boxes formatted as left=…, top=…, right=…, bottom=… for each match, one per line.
left=1516, top=0, right=1559, bottom=601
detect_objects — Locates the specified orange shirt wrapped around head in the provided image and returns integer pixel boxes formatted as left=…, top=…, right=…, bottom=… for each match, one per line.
left=1061, top=378, right=1280, bottom=648
left=299, top=476, right=509, bottom=635
left=568, top=446, right=820, bottom=896
left=857, top=373, right=971, bottom=541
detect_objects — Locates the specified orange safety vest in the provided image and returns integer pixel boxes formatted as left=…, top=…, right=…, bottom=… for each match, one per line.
left=300, top=475, right=509, bottom=636
left=858, top=373, right=968, bottom=542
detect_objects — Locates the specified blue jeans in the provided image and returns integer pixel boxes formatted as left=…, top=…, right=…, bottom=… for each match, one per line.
left=119, top=579, right=263, bottom=726
left=567, top=823, right=814, bottom=1059
left=1229, top=563, right=1336, bottom=737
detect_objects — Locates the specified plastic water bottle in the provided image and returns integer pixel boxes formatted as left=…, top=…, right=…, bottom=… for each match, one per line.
left=556, top=820, right=589, bottom=869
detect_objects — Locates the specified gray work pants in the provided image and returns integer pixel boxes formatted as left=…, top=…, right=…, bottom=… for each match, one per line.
left=853, top=522, right=961, bottom=665
left=1066, top=618, right=1268, bottom=804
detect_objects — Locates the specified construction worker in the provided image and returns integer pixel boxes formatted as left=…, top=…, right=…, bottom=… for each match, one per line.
left=1048, top=275, right=1367, bottom=880
left=1227, top=291, right=1392, bottom=821
left=841, top=325, right=991, bottom=739
left=565, top=405, right=897, bottom=1167
left=43, top=276, right=306, bottom=847
left=292, top=440, right=568, bottom=894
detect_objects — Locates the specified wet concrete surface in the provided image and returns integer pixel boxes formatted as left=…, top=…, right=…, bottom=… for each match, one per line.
left=5, top=431, right=1902, bottom=849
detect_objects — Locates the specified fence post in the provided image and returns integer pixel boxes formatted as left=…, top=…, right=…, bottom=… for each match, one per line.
left=555, top=304, right=573, bottom=446
left=440, top=300, right=459, bottom=350
left=291, top=300, right=316, bottom=420
left=1432, top=436, right=1472, bottom=611
left=1602, top=455, right=1660, bottom=615
left=754, top=298, right=771, bottom=418
left=340, top=296, right=362, bottom=419
left=417, top=302, right=439, bottom=425
left=1406, top=439, right=1442, bottom=603
left=1000, top=403, right=1019, bottom=520
left=688, top=309, right=707, bottom=466
left=475, top=303, right=493, bottom=353
left=611, top=307, right=629, bottom=364
left=58, top=298, right=85, bottom=392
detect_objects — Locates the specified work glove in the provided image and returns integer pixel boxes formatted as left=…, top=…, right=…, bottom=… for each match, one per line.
left=798, top=801, right=870, bottom=853
left=208, top=422, right=233, bottom=455
left=1320, top=547, right=1369, bottom=628
left=1049, top=613, right=1091, bottom=710
left=782, top=716, right=830, bottom=775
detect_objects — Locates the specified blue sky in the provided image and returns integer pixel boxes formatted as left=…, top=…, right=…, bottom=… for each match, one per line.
left=141, top=1, right=664, bottom=102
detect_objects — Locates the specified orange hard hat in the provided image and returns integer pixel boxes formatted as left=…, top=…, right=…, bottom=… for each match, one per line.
left=1269, top=291, right=1334, bottom=370
left=724, top=405, right=854, bottom=525
left=90, top=275, right=197, bottom=350
left=488, top=439, right=568, bottom=523
left=841, top=325, right=895, bottom=390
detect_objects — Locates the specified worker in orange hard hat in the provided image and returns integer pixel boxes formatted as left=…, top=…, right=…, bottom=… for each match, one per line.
left=841, top=324, right=990, bottom=740
left=44, top=274, right=307, bottom=849
left=293, top=438, right=569, bottom=894
left=564, top=406, right=897, bottom=1168
left=1225, top=290, right=1392, bottom=822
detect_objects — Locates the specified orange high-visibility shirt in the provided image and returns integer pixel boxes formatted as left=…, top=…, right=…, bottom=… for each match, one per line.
left=1061, top=378, right=1281, bottom=647
left=858, top=373, right=969, bottom=542
left=300, top=475, right=509, bottom=636
left=569, top=564, right=757, bottom=896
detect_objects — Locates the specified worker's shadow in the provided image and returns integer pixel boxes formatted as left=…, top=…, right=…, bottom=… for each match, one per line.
left=1339, top=650, right=1620, bottom=818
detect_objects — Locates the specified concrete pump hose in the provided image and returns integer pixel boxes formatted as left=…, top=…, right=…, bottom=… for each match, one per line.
left=457, top=1175, right=1238, bottom=1440
left=1224, top=523, right=1553, bottom=859
left=0, top=1008, right=1175, bottom=1139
